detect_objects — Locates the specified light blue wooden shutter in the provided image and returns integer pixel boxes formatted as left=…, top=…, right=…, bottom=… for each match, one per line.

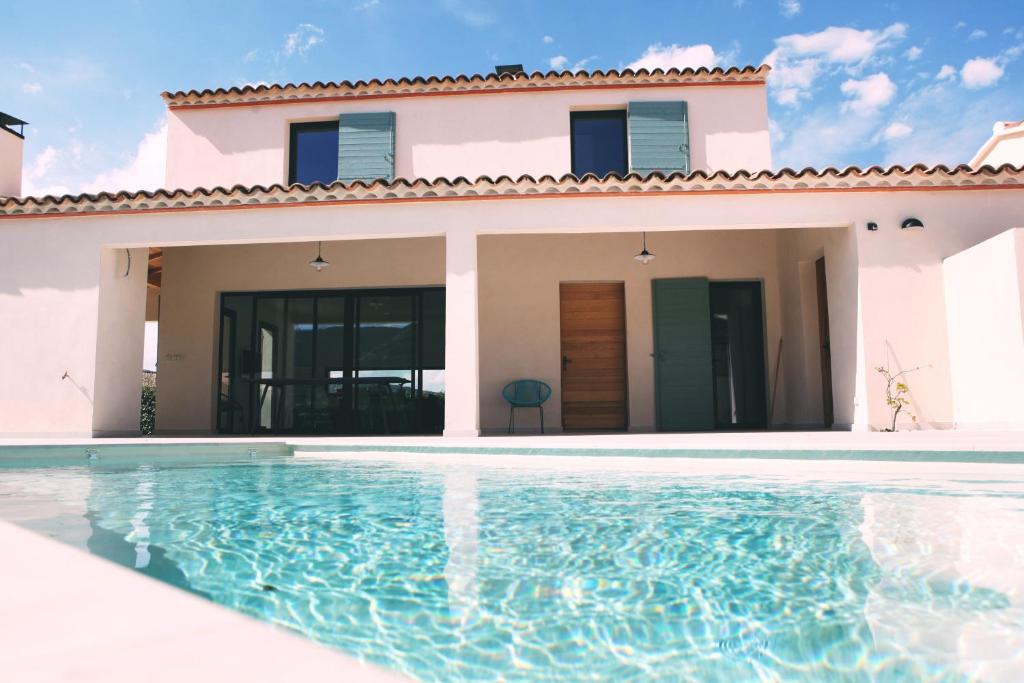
left=652, top=278, right=713, bottom=431
left=628, top=101, right=690, bottom=176
left=338, top=112, right=395, bottom=183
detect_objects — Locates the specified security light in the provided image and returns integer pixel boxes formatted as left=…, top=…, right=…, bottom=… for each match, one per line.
left=901, top=217, right=924, bottom=230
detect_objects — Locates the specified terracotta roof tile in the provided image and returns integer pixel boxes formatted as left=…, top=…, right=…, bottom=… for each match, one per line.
left=1, top=164, right=1021, bottom=218
left=162, top=65, right=771, bottom=108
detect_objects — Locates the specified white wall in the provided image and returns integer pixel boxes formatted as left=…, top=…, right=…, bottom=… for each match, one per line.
left=165, top=84, right=771, bottom=189
left=943, top=229, right=1024, bottom=429
left=0, top=128, right=23, bottom=198
left=93, top=248, right=148, bottom=435
left=775, top=227, right=860, bottom=428
left=478, top=230, right=789, bottom=432
left=972, top=126, right=1024, bottom=167
left=1, top=185, right=1022, bottom=435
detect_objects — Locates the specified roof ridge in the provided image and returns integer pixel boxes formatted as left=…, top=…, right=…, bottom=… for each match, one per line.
left=162, top=65, right=771, bottom=107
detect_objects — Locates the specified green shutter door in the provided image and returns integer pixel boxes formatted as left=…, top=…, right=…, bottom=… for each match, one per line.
left=338, top=112, right=395, bottom=183
left=652, top=278, right=714, bottom=431
left=628, top=101, right=690, bottom=176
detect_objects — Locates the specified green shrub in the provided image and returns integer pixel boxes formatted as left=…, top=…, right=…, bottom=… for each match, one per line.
left=140, top=385, right=156, bottom=435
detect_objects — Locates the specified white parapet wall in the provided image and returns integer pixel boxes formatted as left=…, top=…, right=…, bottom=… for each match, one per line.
left=943, top=228, right=1024, bottom=429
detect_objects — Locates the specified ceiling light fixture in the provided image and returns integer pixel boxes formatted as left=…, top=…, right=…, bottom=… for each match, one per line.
left=308, top=241, right=330, bottom=272
left=634, top=232, right=655, bottom=265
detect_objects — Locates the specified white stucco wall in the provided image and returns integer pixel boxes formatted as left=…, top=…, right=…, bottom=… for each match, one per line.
left=943, top=229, right=1024, bottom=429
left=1, top=185, right=1022, bottom=436
left=854, top=197, right=1024, bottom=430
left=478, top=230, right=789, bottom=432
left=775, top=227, right=860, bottom=428
left=165, top=84, right=771, bottom=190
left=971, top=123, right=1024, bottom=167
left=0, top=128, right=23, bottom=198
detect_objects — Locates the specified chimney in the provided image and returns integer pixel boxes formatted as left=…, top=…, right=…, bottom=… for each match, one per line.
left=494, top=64, right=524, bottom=77
left=0, top=112, right=27, bottom=198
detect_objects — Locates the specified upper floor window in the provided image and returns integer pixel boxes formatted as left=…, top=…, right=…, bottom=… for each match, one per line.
left=289, top=121, right=339, bottom=185
left=570, top=110, right=628, bottom=178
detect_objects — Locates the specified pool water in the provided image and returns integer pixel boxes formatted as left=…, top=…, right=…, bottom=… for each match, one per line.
left=2, top=455, right=1024, bottom=681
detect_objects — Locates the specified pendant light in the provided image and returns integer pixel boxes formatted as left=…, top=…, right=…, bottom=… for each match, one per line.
left=634, top=232, right=655, bottom=265
left=308, top=241, right=329, bottom=272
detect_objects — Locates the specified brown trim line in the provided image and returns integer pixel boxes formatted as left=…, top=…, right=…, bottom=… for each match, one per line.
left=2, top=182, right=1020, bottom=221
left=167, top=79, right=767, bottom=111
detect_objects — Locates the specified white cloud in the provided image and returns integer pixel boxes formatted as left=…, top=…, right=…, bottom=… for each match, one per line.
left=84, top=123, right=167, bottom=193
left=968, top=29, right=988, bottom=40
left=23, top=146, right=61, bottom=196
left=734, top=0, right=746, bottom=6
left=840, top=73, right=896, bottom=115
left=542, top=35, right=554, bottom=44
left=936, top=64, right=956, bottom=80
left=21, top=82, right=43, bottom=94
left=881, top=81, right=1016, bottom=165
left=549, top=55, right=568, bottom=70
left=440, top=0, right=496, bottom=27
left=243, top=49, right=259, bottom=63
left=355, top=0, right=379, bottom=8
left=764, top=23, right=907, bottom=106
left=774, top=107, right=880, bottom=168
left=774, top=23, right=906, bottom=63
left=282, top=24, right=325, bottom=57
left=905, top=46, right=923, bottom=61
left=23, top=120, right=167, bottom=198
left=955, top=21, right=966, bottom=30
left=882, top=122, right=913, bottom=140
left=626, top=43, right=722, bottom=71
left=779, top=0, right=801, bottom=18
left=961, top=57, right=1004, bottom=89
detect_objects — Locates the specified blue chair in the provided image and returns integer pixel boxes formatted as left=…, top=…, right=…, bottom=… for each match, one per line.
left=502, top=380, right=552, bottom=434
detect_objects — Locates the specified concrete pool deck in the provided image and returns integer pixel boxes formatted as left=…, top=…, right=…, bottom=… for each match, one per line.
left=1, top=429, right=1022, bottom=461
left=0, top=520, right=410, bottom=683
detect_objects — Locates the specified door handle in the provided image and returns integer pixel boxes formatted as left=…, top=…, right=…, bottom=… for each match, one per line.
left=562, top=355, right=572, bottom=371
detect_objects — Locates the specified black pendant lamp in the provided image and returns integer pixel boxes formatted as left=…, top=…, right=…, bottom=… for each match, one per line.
left=634, top=232, right=655, bottom=265
left=308, top=241, right=329, bottom=272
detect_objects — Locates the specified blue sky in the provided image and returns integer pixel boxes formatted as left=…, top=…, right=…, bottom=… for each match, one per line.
left=3, top=0, right=1023, bottom=196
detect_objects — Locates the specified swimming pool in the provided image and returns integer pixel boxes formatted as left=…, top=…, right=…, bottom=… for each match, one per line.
left=2, top=451, right=1023, bottom=681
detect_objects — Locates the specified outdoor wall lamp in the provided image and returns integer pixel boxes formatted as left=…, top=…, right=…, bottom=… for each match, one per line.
left=634, top=232, right=655, bottom=265
left=866, top=221, right=879, bottom=231
left=901, top=217, right=925, bottom=230
left=308, top=241, right=330, bottom=271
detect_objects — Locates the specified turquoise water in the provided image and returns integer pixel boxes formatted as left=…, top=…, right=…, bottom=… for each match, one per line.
left=2, top=455, right=1024, bottom=681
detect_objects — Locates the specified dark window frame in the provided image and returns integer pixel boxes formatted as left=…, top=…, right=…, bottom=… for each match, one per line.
left=215, top=286, right=445, bottom=436
left=569, top=109, right=629, bottom=178
left=287, top=120, right=340, bottom=185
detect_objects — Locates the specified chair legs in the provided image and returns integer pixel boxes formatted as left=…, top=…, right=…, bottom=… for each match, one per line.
left=507, top=405, right=545, bottom=434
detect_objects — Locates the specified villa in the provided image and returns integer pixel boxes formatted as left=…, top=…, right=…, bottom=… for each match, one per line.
left=0, top=64, right=1022, bottom=438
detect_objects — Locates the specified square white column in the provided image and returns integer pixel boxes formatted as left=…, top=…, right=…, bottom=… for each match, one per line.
left=443, top=228, right=480, bottom=437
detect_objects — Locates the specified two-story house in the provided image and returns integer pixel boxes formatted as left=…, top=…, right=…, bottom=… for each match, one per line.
left=1, top=65, right=1022, bottom=437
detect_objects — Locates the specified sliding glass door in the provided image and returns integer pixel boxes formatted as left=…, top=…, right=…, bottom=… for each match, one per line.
left=217, top=288, right=444, bottom=435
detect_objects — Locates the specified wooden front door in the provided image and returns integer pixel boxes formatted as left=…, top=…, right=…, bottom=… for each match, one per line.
left=559, top=282, right=628, bottom=430
left=815, top=257, right=835, bottom=427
